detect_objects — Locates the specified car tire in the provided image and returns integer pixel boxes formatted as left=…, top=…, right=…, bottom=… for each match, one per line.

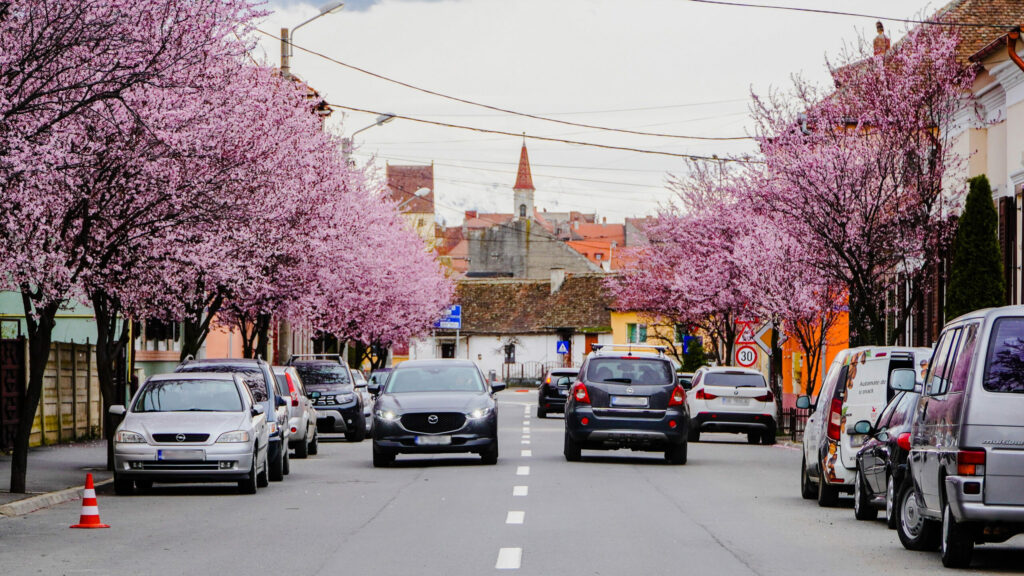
left=294, top=434, right=309, bottom=459
left=346, top=412, right=367, bottom=442
left=372, top=443, right=394, bottom=468
left=564, top=431, right=582, bottom=462
left=817, top=475, right=840, bottom=507
left=282, top=450, right=290, bottom=476
left=256, top=449, right=270, bottom=488
left=801, top=457, right=816, bottom=500
left=238, top=455, right=258, bottom=494
left=480, top=441, right=499, bottom=465
left=941, top=501, right=974, bottom=568
left=308, top=431, right=319, bottom=456
left=854, top=469, right=878, bottom=520
left=747, top=432, right=761, bottom=444
left=536, top=406, right=547, bottom=419
left=113, top=473, right=134, bottom=496
left=665, top=441, right=688, bottom=465
left=886, top=473, right=899, bottom=530
left=762, top=429, right=777, bottom=445
left=897, top=481, right=939, bottom=551
left=269, top=447, right=284, bottom=482
left=688, top=427, right=700, bottom=442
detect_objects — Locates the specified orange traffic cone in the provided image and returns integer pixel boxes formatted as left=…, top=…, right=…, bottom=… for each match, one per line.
left=70, top=473, right=109, bottom=529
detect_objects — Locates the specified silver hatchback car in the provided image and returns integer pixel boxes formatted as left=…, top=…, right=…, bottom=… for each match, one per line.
left=109, top=372, right=270, bottom=495
left=273, top=366, right=319, bottom=458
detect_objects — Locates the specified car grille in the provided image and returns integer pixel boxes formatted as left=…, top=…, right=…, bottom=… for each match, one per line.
left=401, top=412, right=466, bottom=434
left=139, top=461, right=220, bottom=470
left=152, top=433, right=209, bottom=443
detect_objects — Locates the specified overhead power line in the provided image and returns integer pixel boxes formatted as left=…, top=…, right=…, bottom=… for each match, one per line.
left=255, top=28, right=752, bottom=141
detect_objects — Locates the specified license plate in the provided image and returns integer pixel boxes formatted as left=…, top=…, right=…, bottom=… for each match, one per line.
left=559, top=389, right=569, bottom=396
left=415, top=435, right=452, bottom=446
left=157, top=449, right=204, bottom=461
left=611, top=395, right=649, bottom=407
left=722, top=397, right=750, bottom=406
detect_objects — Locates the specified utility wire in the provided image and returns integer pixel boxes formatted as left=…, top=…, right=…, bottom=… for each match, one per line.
left=256, top=28, right=752, bottom=141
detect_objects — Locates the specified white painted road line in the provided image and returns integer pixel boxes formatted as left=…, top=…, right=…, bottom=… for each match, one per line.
left=506, top=510, right=525, bottom=524
left=521, top=449, right=532, bottom=457
left=521, top=440, right=531, bottom=445
left=496, top=547, right=522, bottom=570
left=522, top=427, right=530, bottom=433
left=513, top=485, right=528, bottom=496
left=516, top=465, right=530, bottom=476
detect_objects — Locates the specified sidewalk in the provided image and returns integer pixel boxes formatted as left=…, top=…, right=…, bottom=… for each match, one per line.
left=0, top=440, right=110, bottom=516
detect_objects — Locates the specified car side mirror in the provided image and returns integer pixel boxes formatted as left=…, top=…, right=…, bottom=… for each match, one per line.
left=308, top=391, right=321, bottom=399
left=889, top=368, right=916, bottom=392
left=275, top=395, right=287, bottom=408
left=853, top=420, right=872, bottom=435
left=108, top=405, right=126, bottom=416
left=367, top=383, right=380, bottom=395
left=876, top=431, right=890, bottom=442
left=491, top=382, right=507, bottom=393
left=355, top=382, right=368, bottom=389
left=795, top=395, right=811, bottom=410
left=251, top=405, right=265, bottom=416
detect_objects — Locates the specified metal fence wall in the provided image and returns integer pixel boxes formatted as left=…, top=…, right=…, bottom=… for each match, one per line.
left=779, top=407, right=810, bottom=443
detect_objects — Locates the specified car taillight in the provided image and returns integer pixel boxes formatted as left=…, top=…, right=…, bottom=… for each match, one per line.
left=826, top=398, right=842, bottom=441
left=668, top=385, right=686, bottom=406
left=957, top=450, right=986, bottom=476
left=897, top=432, right=911, bottom=452
left=285, top=373, right=299, bottom=407
left=754, top=390, right=774, bottom=402
left=572, top=382, right=591, bottom=404
left=696, top=389, right=717, bottom=400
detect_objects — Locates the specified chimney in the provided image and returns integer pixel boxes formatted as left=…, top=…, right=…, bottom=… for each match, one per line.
left=465, top=210, right=478, bottom=219
left=602, top=217, right=607, bottom=224
left=873, top=21, right=890, bottom=55
left=550, top=268, right=566, bottom=294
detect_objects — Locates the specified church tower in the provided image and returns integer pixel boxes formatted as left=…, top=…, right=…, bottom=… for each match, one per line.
left=513, top=142, right=535, bottom=220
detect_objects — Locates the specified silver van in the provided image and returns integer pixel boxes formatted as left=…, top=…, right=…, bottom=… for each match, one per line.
left=897, top=307, right=1024, bottom=568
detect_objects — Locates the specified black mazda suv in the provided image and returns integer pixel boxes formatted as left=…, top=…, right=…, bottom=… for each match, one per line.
left=564, top=345, right=689, bottom=464
left=536, top=367, right=578, bottom=418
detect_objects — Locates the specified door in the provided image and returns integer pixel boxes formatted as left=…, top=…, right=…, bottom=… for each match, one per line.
left=863, top=393, right=902, bottom=494
left=915, top=327, right=962, bottom=512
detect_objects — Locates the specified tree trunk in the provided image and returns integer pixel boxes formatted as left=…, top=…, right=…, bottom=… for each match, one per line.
left=255, top=313, right=271, bottom=360
left=10, top=293, right=60, bottom=493
left=91, top=292, right=132, bottom=471
left=180, top=292, right=223, bottom=361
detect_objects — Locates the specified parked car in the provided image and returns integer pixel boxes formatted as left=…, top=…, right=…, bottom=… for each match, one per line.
left=537, top=367, right=579, bottom=418
left=852, top=383, right=921, bottom=525
left=109, top=372, right=269, bottom=495
left=369, top=359, right=504, bottom=467
left=175, top=357, right=290, bottom=482
left=273, top=366, right=319, bottom=458
left=288, top=354, right=367, bottom=442
left=563, top=344, right=689, bottom=464
left=896, top=307, right=1024, bottom=568
left=685, top=366, right=777, bottom=444
left=677, top=372, right=695, bottom=389
left=797, top=346, right=931, bottom=508
left=352, top=369, right=374, bottom=434
left=368, top=368, right=392, bottom=389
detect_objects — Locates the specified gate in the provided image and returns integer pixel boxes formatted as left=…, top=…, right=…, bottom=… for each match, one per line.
left=0, top=337, right=26, bottom=452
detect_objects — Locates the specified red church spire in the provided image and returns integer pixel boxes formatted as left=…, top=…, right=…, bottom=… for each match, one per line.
left=514, top=141, right=534, bottom=191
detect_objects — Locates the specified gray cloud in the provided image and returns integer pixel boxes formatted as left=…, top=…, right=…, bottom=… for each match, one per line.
left=271, top=0, right=447, bottom=12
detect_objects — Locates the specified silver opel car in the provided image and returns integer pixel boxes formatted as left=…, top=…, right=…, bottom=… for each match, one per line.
left=109, top=372, right=270, bottom=495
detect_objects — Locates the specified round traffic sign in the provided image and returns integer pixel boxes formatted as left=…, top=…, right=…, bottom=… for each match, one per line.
left=735, top=345, right=758, bottom=368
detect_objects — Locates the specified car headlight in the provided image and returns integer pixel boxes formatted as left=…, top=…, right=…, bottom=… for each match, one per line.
left=115, top=430, right=146, bottom=444
left=216, top=430, right=250, bottom=443
left=338, top=393, right=355, bottom=403
left=467, top=407, right=492, bottom=420
left=268, top=422, right=279, bottom=435
left=375, top=409, right=399, bottom=421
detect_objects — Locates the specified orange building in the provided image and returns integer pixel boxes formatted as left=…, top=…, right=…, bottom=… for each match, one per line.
left=779, top=313, right=850, bottom=407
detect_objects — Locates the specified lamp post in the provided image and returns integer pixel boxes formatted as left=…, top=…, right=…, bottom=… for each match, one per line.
left=281, top=1, right=345, bottom=78
left=342, top=113, right=396, bottom=161
left=396, top=187, right=431, bottom=211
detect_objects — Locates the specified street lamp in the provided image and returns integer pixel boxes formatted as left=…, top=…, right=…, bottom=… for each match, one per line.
left=396, top=187, right=431, bottom=210
left=343, top=113, right=396, bottom=159
left=281, top=1, right=345, bottom=78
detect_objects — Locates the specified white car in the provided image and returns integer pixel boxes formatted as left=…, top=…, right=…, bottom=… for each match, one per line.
left=686, top=366, right=778, bottom=444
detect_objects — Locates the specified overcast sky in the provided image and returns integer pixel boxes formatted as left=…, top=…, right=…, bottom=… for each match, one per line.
left=255, top=0, right=941, bottom=225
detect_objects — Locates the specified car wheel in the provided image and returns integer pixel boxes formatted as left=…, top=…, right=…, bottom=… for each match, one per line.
left=238, top=455, right=258, bottom=494
left=372, top=442, right=394, bottom=468
left=941, top=501, right=974, bottom=568
left=294, top=433, right=309, bottom=459
left=256, top=449, right=270, bottom=488
left=113, top=473, right=134, bottom=496
left=854, top=469, right=878, bottom=520
left=897, top=481, right=939, bottom=551
left=886, top=474, right=899, bottom=529
left=665, top=441, right=688, bottom=465
left=564, top=431, right=582, bottom=462
left=817, top=475, right=840, bottom=508
left=747, top=432, right=761, bottom=444
left=536, top=406, right=547, bottom=419
left=801, top=457, right=816, bottom=500
left=282, top=450, right=290, bottom=476
left=346, top=412, right=367, bottom=442
left=762, top=429, right=777, bottom=445
left=308, top=431, right=319, bottom=456
left=688, top=427, right=700, bottom=442
left=269, top=446, right=284, bottom=482
left=480, top=440, right=499, bottom=465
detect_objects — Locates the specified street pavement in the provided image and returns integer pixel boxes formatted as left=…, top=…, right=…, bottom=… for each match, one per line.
left=1, top=391, right=1022, bottom=575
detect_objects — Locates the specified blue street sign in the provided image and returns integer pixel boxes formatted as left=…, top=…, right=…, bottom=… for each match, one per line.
left=556, top=340, right=570, bottom=355
left=434, top=305, right=462, bottom=330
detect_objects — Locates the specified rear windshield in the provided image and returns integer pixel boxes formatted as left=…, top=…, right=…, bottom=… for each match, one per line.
left=704, top=372, right=766, bottom=388
left=385, top=366, right=485, bottom=393
left=983, top=318, right=1024, bottom=393
left=293, top=363, right=351, bottom=391
left=133, top=379, right=242, bottom=412
left=177, top=364, right=268, bottom=402
left=585, top=358, right=673, bottom=385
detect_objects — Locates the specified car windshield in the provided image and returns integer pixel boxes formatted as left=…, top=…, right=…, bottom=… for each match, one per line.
left=983, top=317, right=1024, bottom=393
left=293, top=363, right=352, bottom=391
left=585, top=358, right=673, bottom=385
left=177, top=364, right=268, bottom=402
left=703, top=372, right=766, bottom=388
left=385, top=366, right=485, bottom=393
left=133, top=379, right=242, bottom=412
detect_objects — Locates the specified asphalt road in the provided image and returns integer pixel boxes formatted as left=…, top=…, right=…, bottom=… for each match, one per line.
left=1, top=391, right=1022, bottom=575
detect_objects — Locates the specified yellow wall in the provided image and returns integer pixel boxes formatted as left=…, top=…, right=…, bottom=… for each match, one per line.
left=403, top=211, right=436, bottom=249
left=609, top=311, right=677, bottom=346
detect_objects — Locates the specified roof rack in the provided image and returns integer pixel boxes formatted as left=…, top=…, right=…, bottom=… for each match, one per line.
left=590, top=344, right=667, bottom=357
left=286, top=353, right=345, bottom=365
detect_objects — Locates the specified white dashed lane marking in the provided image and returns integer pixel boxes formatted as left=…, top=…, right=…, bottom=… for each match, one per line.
left=496, top=548, right=522, bottom=570
left=521, top=449, right=532, bottom=457
left=516, top=466, right=530, bottom=476
left=521, top=440, right=531, bottom=444
left=506, top=510, right=525, bottom=524
left=513, top=485, right=528, bottom=496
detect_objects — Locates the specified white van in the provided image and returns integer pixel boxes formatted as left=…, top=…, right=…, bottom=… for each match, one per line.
left=798, top=346, right=931, bottom=507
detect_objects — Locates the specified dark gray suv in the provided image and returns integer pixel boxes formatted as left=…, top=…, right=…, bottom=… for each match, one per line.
left=564, top=345, right=689, bottom=464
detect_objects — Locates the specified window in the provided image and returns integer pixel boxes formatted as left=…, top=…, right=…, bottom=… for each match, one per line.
left=983, top=317, right=1024, bottom=393
left=595, top=253, right=604, bottom=261
left=926, top=328, right=960, bottom=396
left=949, top=323, right=979, bottom=394
left=440, top=342, right=456, bottom=359
left=703, top=372, right=767, bottom=388
left=504, top=344, right=516, bottom=364
left=626, top=323, right=647, bottom=343
left=585, top=358, right=673, bottom=385
left=386, top=366, right=485, bottom=393
left=133, top=379, right=243, bottom=413
left=519, top=204, right=527, bottom=217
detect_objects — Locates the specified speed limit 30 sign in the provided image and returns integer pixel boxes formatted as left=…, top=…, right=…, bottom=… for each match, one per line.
left=735, top=345, right=758, bottom=368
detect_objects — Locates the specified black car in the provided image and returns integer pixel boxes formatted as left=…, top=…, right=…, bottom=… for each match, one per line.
left=536, top=368, right=578, bottom=418
left=369, top=359, right=504, bottom=467
left=853, top=390, right=921, bottom=525
left=175, top=357, right=291, bottom=482
left=287, top=354, right=366, bottom=442
left=564, top=345, right=689, bottom=464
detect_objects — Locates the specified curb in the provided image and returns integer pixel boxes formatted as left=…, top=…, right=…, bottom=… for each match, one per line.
left=0, top=478, right=113, bottom=518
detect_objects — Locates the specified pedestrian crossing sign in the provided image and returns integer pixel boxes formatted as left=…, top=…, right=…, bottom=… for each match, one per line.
left=556, top=340, right=570, bottom=355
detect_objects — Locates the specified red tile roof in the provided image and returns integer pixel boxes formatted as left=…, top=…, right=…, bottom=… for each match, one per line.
left=386, top=164, right=434, bottom=213
left=453, top=274, right=612, bottom=334
left=514, top=144, right=535, bottom=191
left=929, top=0, right=1024, bottom=64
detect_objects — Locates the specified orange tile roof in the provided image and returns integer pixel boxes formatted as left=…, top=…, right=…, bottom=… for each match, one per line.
left=929, top=0, right=1024, bottom=64
left=514, top=144, right=534, bottom=190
